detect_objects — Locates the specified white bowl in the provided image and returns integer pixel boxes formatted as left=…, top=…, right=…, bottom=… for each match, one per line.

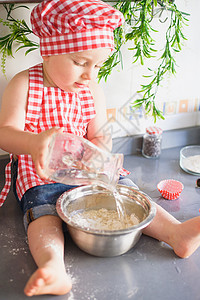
left=180, top=145, right=200, bottom=175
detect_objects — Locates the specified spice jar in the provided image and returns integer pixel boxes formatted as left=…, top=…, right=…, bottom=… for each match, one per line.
left=142, top=126, right=163, bottom=158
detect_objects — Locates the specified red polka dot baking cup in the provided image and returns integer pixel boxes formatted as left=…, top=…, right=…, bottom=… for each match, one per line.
left=157, top=179, right=184, bottom=200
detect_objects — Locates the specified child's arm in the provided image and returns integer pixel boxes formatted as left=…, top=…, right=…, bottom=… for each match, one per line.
left=0, top=70, right=58, bottom=178
left=0, top=70, right=32, bottom=154
left=87, top=81, right=112, bottom=152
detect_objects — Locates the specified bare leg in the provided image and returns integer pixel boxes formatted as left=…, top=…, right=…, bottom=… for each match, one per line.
left=143, top=204, right=200, bottom=258
left=24, top=215, right=72, bottom=296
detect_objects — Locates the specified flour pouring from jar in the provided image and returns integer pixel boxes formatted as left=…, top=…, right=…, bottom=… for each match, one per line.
left=43, top=132, right=128, bottom=225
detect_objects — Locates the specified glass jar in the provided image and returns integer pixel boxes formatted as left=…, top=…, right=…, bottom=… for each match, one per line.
left=142, top=126, right=163, bottom=158
left=44, top=132, right=123, bottom=187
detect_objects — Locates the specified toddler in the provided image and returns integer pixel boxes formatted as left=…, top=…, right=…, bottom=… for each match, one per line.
left=1, top=0, right=200, bottom=297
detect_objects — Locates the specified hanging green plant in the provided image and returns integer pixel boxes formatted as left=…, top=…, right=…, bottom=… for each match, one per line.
left=0, top=1, right=189, bottom=121
left=0, top=4, right=39, bottom=76
left=99, top=0, right=190, bottom=122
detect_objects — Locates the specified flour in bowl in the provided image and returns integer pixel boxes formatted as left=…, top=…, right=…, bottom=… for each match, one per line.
left=182, top=155, right=200, bottom=174
left=70, top=208, right=139, bottom=230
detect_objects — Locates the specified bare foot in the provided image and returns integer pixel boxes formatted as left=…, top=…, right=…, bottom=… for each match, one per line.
left=24, top=265, right=72, bottom=296
left=172, top=216, right=200, bottom=258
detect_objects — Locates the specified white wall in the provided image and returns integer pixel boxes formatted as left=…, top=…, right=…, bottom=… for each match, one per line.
left=100, top=0, right=200, bottom=137
left=0, top=0, right=199, bottom=155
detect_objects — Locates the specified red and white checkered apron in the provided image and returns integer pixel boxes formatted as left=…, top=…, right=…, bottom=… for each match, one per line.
left=0, top=63, right=96, bottom=206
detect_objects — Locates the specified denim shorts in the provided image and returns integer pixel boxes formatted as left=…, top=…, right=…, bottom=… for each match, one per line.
left=12, top=159, right=138, bottom=232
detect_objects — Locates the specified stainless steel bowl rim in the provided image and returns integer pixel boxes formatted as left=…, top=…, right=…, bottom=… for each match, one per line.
left=56, top=184, right=156, bottom=235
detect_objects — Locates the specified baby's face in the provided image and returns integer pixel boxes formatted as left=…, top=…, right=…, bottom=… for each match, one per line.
left=42, top=48, right=111, bottom=92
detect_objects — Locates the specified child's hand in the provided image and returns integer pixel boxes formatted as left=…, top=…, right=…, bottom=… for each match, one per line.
left=30, top=127, right=63, bottom=179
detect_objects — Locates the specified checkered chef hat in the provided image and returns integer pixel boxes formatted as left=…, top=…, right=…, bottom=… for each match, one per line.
left=30, top=0, right=124, bottom=56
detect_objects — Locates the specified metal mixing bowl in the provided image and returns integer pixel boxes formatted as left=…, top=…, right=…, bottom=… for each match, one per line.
left=56, top=184, right=156, bottom=257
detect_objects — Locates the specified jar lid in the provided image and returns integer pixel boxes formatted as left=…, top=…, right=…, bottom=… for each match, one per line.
left=146, top=126, right=163, bottom=135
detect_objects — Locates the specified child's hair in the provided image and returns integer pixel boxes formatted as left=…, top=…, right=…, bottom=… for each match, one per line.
left=31, top=0, right=124, bottom=56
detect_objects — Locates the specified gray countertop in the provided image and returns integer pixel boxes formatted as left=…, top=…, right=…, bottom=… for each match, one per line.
left=1, top=146, right=200, bottom=300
